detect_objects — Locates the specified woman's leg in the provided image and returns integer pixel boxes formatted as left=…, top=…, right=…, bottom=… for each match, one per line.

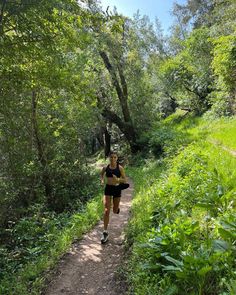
left=103, top=195, right=111, bottom=230
left=113, top=197, right=121, bottom=214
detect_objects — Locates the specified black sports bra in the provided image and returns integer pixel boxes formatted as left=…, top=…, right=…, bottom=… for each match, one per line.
left=105, top=164, right=121, bottom=178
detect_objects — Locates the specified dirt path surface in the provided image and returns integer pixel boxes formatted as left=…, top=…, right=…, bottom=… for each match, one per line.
left=44, top=179, right=133, bottom=295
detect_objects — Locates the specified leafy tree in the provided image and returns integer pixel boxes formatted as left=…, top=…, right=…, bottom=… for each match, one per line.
left=87, top=7, right=168, bottom=152
left=152, top=27, right=213, bottom=115
left=172, top=0, right=215, bottom=30
left=0, top=0, right=99, bottom=219
left=210, top=34, right=236, bottom=115
left=209, top=0, right=236, bottom=37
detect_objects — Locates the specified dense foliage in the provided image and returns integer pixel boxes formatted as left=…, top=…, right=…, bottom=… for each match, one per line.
left=126, top=115, right=236, bottom=294
left=0, top=0, right=235, bottom=293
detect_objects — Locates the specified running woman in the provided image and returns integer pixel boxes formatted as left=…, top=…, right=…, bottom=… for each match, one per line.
left=100, top=151, right=127, bottom=244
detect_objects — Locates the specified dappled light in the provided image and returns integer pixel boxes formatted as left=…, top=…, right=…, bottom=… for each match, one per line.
left=45, top=181, right=133, bottom=295
left=0, top=0, right=235, bottom=294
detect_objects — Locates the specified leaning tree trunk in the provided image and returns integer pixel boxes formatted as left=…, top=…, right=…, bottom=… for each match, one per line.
left=99, top=51, right=140, bottom=153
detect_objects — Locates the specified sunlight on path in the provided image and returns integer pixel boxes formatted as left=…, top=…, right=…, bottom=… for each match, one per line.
left=44, top=179, right=133, bottom=295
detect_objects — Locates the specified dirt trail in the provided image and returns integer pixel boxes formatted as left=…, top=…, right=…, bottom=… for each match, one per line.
left=44, top=179, right=133, bottom=295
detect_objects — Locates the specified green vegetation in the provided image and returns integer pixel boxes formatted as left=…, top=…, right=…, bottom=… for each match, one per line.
left=0, top=188, right=103, bottom=295
left=126, top=115, right=236, bottom=295
left=206, top=119, right=236, bottom=151
left=0, top=0, right=235, bottom=293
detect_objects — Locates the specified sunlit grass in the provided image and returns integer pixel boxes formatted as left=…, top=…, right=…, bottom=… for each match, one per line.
left=126, top=115, right=236, bottom=295
left=207, top=118, right=236, bottom=150
left=126, top=161, right=165, bottom=245
left=165, top=113, right=236, bottom=151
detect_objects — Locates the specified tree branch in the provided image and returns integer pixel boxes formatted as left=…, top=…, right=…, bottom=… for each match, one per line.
left=99, top=50, right=133, bottom=123
left=117, top=64, right=128, bottom=98
left=99, top=50, right=124, bottom=100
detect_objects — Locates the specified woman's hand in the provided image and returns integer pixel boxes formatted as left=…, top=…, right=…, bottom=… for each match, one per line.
left=112, top=174, right=120, bottom=184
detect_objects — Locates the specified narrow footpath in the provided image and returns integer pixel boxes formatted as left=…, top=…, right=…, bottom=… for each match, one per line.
left=44, top=179, right=133, bottom=295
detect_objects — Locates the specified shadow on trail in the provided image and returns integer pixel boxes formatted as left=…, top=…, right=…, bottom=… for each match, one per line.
left=44, top=182, right=134, bottom=295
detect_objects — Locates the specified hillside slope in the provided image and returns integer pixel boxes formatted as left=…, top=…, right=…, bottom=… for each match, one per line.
left=126, top=114, right=236, bottom=295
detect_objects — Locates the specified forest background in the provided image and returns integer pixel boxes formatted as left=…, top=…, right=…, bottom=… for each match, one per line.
left=0, top=0, right=235, bottom=294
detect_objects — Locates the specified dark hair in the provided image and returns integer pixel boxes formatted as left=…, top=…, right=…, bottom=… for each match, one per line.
left=109, top=151, right=118, bottom=156
left=109, top=151, right=119, bottom=163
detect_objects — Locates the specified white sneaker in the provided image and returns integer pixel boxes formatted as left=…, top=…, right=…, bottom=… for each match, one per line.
left=101, top=231, right=109, bottom=244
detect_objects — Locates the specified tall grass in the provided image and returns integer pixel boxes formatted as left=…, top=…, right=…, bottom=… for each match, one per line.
left=126, top=114, right=236, bottom=295
left=206, top=118, right=236, bottom=150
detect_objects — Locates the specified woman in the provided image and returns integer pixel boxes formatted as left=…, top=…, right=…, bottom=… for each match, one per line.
left=100, top=151, right=127, bottom=244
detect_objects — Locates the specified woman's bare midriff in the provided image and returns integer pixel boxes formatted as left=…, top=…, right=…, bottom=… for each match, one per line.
left=106, top=177, right=119, bottom=186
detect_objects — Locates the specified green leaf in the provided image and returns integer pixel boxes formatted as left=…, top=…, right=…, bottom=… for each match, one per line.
left=197, top=265, right=212, bottom=276
left=212, top=239, right=230, bottom=252
left=165, top=256, right=183, bottom=267
left=162, top=265, right=182, bottom=272
left=221, top=220, right=236, bottom=230
left=141, top=263, right=161, bottom=270
left=195, top=202, right=212, bottom=209
left=218, top=228, right=236, bottom=240
left=183, top=255, right=196, bottom=264
left=163, top=285, right=179, bottom=295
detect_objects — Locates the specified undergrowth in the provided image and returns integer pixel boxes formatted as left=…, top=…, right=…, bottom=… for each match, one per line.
left=126, top=114, right=236, bottom=295
left=0, top=169, right=103, bottom=295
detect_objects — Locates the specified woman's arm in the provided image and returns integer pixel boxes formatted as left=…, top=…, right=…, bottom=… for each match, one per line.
left=100, top=167, right=106, bottom=185
left=118, top=165, right=127, bottom=183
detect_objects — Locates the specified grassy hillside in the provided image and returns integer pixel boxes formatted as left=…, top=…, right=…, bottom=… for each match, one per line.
left=126, top=114, right=236, bottom=295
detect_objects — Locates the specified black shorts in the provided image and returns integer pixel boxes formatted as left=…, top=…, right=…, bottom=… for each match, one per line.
left=104, top=184, right=121, bottom=198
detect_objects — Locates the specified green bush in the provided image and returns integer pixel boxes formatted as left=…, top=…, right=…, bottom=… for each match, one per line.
left=147, top=112, right=197, bottom=157
left=126, top=117, right=236, bottom=295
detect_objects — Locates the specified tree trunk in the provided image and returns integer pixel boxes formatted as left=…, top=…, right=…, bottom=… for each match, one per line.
left=96, top=126, right=105, bottom=148
left=101, top=107, right=140, bottom=153
left=99, top=51, right=140, bottom=153
left=99, top=51, right=132, bottom=123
